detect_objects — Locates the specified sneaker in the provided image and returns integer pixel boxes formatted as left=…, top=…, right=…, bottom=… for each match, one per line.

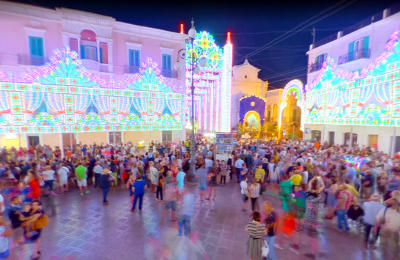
left=274, top=244, right=283, bottom=250
left=80, top=193, right=84, bottom=196
left=130, top=209, right=135, bottom=212
left=85, top=190, right=90, bottom=194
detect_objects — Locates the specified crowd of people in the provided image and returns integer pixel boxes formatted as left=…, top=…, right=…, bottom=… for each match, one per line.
left=241, top=140, right=400, bottom=260
left=0, top=138, right=399, bottom=259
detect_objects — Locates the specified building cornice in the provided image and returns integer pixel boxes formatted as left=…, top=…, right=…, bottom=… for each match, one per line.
left=114, top=21, right=186, bottom=43
left=0, top=1, right=55, bottom=18
left=0, top=0, right=60, bottom=21
left=56, top=8, right=116, bottom=27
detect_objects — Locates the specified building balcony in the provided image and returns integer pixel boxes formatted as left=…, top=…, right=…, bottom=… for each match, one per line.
left=18, top=54, right=48, bottom=66
left=161, top=69, right=178, bottom=78
left=308, top=62, right=324, bottom=73
left=338, top=48, right=370, bottom=65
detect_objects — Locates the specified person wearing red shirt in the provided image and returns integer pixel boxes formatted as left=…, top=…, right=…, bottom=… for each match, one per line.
left=28, top=170, right=41, bottom=200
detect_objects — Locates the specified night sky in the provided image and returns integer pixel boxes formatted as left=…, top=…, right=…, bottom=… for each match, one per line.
left=12, top=0, right=400, bottom=88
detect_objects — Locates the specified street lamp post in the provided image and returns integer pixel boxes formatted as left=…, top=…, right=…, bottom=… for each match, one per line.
left=177, top=19, right=206, bottom=181
left=188, top=19, right=197, bottom=181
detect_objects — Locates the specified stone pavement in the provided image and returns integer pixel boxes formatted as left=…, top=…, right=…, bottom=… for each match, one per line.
left=11, top=182, right=394, bottom=260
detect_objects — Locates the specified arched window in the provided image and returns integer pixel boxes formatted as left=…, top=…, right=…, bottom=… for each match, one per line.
left=80, top=30, right=98, bottom=61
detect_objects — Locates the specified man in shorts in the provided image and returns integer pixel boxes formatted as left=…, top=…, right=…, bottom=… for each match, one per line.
left=162, top=174, right=177, bottom=223
left=75, top=163, right=90, bottom=196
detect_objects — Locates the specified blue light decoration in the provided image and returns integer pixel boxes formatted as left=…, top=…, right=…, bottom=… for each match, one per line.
left=0, top=48, right=184, bottom=134
left=305, top=30, right=400, bottom=127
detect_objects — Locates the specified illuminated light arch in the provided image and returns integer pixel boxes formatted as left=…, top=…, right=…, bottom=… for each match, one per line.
left=304, top=30, right=400, bottom=127
left=185, top=30, right=232, bottom=133
left=243, top=110, right=261, bottom=137
left=0, top=48, right=185, bottom=134
left=278, top=79, right=305, bottom=133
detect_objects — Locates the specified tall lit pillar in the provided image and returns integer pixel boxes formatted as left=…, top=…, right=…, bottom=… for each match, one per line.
left=221, top=32, right=233, bottom=132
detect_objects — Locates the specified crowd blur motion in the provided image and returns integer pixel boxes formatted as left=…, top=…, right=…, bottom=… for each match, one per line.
left=0, top=137, right=399, bottom=259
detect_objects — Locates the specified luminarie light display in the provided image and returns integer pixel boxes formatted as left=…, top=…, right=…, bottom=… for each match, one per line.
left=0, top=48, right=184, bottom=134
left=305, top=30, right=400, bottom=127
left=185, top=31, right=232, bottom=133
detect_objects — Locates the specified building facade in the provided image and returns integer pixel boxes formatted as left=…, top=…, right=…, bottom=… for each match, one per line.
left=305, top=6, right=400, bottom=154
left=0, top=1, right=189, bottom=148
left=231, top=59, right=267, bottom=129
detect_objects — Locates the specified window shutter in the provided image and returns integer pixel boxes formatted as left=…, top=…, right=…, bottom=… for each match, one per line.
left=29, top=36, right=36, bottom=56
left=162, top=54, right=166, bottom=70
left=99, top=48, right=103, bottom=63
left=37, top=38, right=44, bottom=57
left=99, top=42, right=108, bottom=64
left=167, top=55, right=171, bottom=70
left=348, top=41, right=354, bottom=61
left=363, top=36, right=369, bottom=57
left=80, top=45, right=85, bottom=59
left=69, top=38, right=79, bottom=53
left=128, top=50, right=133, bottom=66
left=135, top=50, right=140, bottom=67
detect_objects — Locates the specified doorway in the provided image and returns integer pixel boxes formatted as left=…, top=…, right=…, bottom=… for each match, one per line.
left=328, top=131, right=335, bottom=146
left=62, top=133, right=76, bottom=149
left=27, top=135, right=40, bottom=147
left=344, top=132, right=358, bottom=146
left=368, top=135, right=378, bottom=149
left=109, top=132, right=122, bottom=145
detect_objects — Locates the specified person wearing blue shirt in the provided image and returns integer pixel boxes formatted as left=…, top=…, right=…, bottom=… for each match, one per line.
left=176, top=168, right=186, bottom=194
left=346, top=164, right=357, bottom=184
left=131, top=174, right=147, bottom=211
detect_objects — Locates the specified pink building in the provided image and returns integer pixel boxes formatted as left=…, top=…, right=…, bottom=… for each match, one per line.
left=0, top=0, right=187, bottom=148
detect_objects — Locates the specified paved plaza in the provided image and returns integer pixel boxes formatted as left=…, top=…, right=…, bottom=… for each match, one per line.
left=12, top=183, right=392, bottom=260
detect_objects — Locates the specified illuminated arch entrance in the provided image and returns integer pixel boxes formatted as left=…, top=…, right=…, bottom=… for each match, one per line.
left=278, top=79, right=305, bottom=138
left=243, top=110, right=261, bottom=138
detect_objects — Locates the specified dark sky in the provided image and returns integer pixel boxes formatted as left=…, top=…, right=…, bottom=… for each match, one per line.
left=12, top=0, right=400, bottom=88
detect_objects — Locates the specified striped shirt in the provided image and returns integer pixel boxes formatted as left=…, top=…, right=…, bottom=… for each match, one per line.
left=246, top=221, right=266, bottom=239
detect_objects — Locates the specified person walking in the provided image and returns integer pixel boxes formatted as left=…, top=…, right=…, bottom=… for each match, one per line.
left=241, top=176, right=249, bottom=212
left=336, top=184, right=353, bottom=232
left=245, top=211, right=266, bottom=260
left=156, top=172, right=164, bottom=201
left=149, top=161, right=158, bottom=193
left=196, top=158, right=208, bottom=201
left=264, top=202, right=279, bottom=260
left=304, top=176, right=325, bottom=258
left=249, top=178, right=260, bottom=212
left=93, top=161, right=103, bottom=188
left=207, top=166, right=218, bottom=201
left=99, top=168, right=113, bottom=205
left=219, top=160, right=229, bottom=185
left=57, top=163, right=70, bottom=193
left=162, top=172, right=178, bottom=223
left=362, top=194, right=384, bottom=249
left=177, top=191, right=195, bottom=236
left=235, top=157, right=245, bottom=183
left=0, top=215, right=11, bottom=260
left=75, top=163, right=89, bottom=196
left=131, top=174, right=147, bottom=212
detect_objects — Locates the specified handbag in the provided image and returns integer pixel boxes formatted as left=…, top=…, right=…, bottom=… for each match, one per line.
left=261, top=239, right=270, bottom=258
left=32, top=214, right=49, bottom=230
